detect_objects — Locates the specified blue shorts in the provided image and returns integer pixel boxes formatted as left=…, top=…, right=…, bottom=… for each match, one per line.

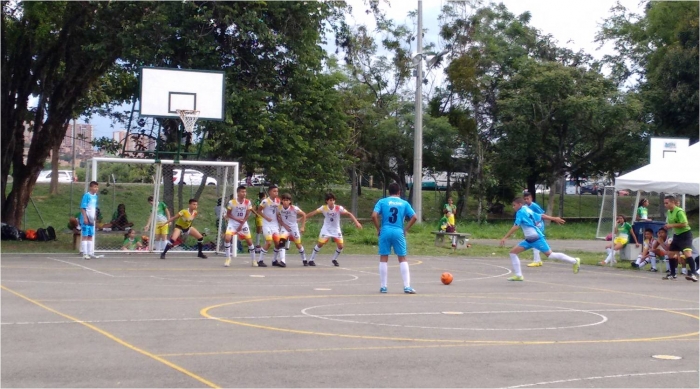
left=378, top=228, right=407, bottom=256
left=81, top=224, right=95, bottom=237
left=518, top=237, right=550, bottom=253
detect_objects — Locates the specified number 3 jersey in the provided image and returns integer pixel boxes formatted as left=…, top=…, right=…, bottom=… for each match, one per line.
left=373, top=197, right=415, bottom=230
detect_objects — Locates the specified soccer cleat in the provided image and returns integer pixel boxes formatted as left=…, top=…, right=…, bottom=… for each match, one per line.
left=198, top=253, right=208, bottom=259
left=403, top=286, right=416, bottom=294
left=597, top=261, right=606, bottom=266
left=303, top=260, right=308, bottom=266
left=573, top=258, right=580, bottom=274
left=649, top=268, right=658, bottom=272
left=380, top=287, right=387, bottom=294
left=278, top=261, right=286, bottom=268
left=257, top=261, right=267, bottom=267
left=224, top=258, right=231, bottom=267
left=83, top=254, right=91, bottom=260
left=332, top=259, right=339, bottom=267
left=662, top=275, right=677, bottom=280
left=308, top=261, right=316, bottom=267
left=507, top=275, right=524, bottom=281
left=252, top=259, right=258, bottom=267
left=272, top=260, right=281, bottom=267
left=90, top=254, right=104, bottom=259
left=527, top=261, right=542, bottom=267
left=630, top=262, right=639, bottom=268
left=160, top=253, right=166, bottom=259
left=686, top=274, right=698, bottom=282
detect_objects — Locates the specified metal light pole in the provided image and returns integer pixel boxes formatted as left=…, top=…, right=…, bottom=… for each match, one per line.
left=412, top=0, right=423, bottom=223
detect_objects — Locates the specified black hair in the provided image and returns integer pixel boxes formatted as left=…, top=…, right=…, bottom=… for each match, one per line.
left=388, top=183, right=400, bottom=195
left=188, top=198, right=197, bottom=204
left=638, top=198, right=648, bottom=207
left=280, top=193, right=292, bottom=201
left=236, top=185, right=246, bottom=192
left=147, top=195, right=154, bottom=202
left=644, top=228, right=653, bottom=234
left=325, top=192, right=336, bottom=201
left=512, top=197, right=525, bottom=204
left=89, top=181, right=99, bottom=187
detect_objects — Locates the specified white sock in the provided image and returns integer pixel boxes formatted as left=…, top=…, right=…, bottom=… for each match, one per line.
left=273, top=249, right=279, bottom=262
left=548, top=252, right=576, bottom=264
left=379, top=262, right=388, bottom=288
left=299, top=247, right=306, bottom=261
left=399, top=262, right=410, bottom=287
left=650, top=256, right=657, bottom=269
left=81, top=241, right=87, bottom=255
left=509, top=253, right=522, bottom=276
left=681, top=268, right=687, bottom=275
left=279, top=247, right=286, bottom=263
left=88, top=240, right=95, bottom=255
left=533, top=249, right=541, bottom=262
left=332, top=248, right=343, bottom=261
left=224, top=242, right=231, bottom=258
left=248, top=245, right=255, bottom=261
left=634, top=255, right=642, bottom=265
left=310, top=245, right=320, bottom=261
left=285, top=240, right=290, bottom=250
left=258, top=248, right=267, bottom=262
left=604, top=248, right=613, bottom=263
left=638, top=260, right=647, bottom=269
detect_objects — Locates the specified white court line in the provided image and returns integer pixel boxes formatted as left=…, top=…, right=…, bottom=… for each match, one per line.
left=47, top=257, right=114, bottom=277
left=2, top=307, right=697, bottom=326
left=505, top=370, right=699, bottom=388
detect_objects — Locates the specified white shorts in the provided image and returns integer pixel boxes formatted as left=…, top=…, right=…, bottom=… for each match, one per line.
left=226, top=220, right=252, bottom=239
left=281, top=224, right=301, bottom=243
left=319, top=226, right=342, bottom=240
left=262, top=222, right=280, bottom=240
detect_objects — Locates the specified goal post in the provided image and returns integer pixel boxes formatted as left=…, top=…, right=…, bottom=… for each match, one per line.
left=85, top=157, right=239, bottom=255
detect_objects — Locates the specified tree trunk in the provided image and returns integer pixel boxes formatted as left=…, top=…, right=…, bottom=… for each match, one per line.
left=546, top=176, right=557, bottom=218
left=50, top=143, right=60, bottom=195
left=350, top=166, right=358, bottom=216
left=558, top=175, right=565, bottom=217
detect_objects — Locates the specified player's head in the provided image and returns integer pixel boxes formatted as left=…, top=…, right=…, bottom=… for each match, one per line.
left=325, top=192, right=336, bottom=205
left=644, top=228, right=653, bottom=240
left=522, top=191, right=533, bottom=204
left=268, top=184, right=278, bottom=198
left=616, top=214, right=626, bottom=223
left=280, top=192, right=292, bottom=206
left=638, top=198, right=648, bottom=207
left=125, top=229, right=136, bottom=239
left=88, top=181, right=99, bottom=194
left=512, top=197, right=525, bottom=211
left=658, top=227, right=667, bottom=239
left=388, top=183, right=400, bottom=195
left=147, top=195, right=154, bottom=204
left=447, top=197, right=454, bottom=204
left=258, top=191, right=266, bottom=199
left=236, top=185, right=247, bottom=198
left=663, top=195, right=677, bottom=210
left=188, top=198, right=198, bottom=210
left=117, top=204, right=126, bottom=213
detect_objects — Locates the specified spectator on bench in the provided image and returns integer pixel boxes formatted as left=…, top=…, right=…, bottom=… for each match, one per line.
left=104, top=204, right=134, bottom=231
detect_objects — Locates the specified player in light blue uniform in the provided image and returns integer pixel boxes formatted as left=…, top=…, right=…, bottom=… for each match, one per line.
left=523, top=191, right=546, bottom=267
left=500, top=197, right=580, bottom=281
left=80, top=181, right=102, bottom=260
left=371, top=183, right=418, bottom=294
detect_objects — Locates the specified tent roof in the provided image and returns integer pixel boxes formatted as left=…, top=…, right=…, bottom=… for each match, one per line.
left=615, top=142, right=700, bottom=195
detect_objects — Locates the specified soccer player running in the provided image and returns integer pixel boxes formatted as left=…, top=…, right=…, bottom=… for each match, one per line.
left=144, top=195, right=171, bottom=251
left=306, top=192, right=363, bottom=267
left=663, top=195, right=698, bottom=282
left=278, top=193, right=308, bottom=266
left=223, top=185, right=257, bottom=267
left=499, top=197, right=580, bottom=281
left=522, top=191, right=546, bottom=267
left=371, top=183, right=418, bottom=294
left=80, top=181, right=103, bottom=259
left=160, top=198, right=207, bottom=259
left=256, top=184, right=283, bottom=267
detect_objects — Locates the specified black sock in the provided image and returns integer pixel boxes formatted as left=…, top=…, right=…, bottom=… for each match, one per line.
left=197, top=238, right=204, bottom=253
left=162, top=240, right=174, bottom=254
left=670, top=258, right=678, bottom=276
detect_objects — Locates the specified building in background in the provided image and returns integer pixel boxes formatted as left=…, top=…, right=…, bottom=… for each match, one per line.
left=113, top=130, right=157, bottom=156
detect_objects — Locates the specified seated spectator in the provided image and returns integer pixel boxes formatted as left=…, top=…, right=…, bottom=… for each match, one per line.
left=600, top=214, right=639, bottom=266
left=104, top=204, right=134, bottom=231
left=121, top=229, right=143, bottom=252
left=651, top=227, right=671, bottom=274
left=632, top=228, right=656, bottom=270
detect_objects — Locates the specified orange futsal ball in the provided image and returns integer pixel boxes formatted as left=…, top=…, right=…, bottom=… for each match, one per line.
left=441, top=272, right=453, bottom=285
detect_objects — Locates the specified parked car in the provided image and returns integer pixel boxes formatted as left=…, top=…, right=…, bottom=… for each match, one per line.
left=617, top=189, right=630, bottom=196
left=579, top=184, right=603, bottom=195
left=36, top=170, right=76, bottom=183
left=172, top=169, right=217, bottom=186
left=239, top=174, right=269, bottom=187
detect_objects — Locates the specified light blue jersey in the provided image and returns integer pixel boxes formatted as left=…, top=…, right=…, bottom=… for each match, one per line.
left=514, top=206, right=543, bottom=242
left=80, top=192, right=98, bottom=226
left=373, top=197, right=415, bottom=231
left=526, top=202, right=545, bottom=232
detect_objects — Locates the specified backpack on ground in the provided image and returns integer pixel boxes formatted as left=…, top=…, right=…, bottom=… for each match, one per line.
left=46, top=226, right=57, bottom=241
left=1, top=224, right=21, bottom=241
left=25, top=229, right=37, bottom=241
left=36, top=228, right=50, bottom=242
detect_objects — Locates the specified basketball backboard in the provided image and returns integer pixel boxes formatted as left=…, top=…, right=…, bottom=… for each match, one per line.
left=139, top=67, right=225, bottom=121
left=649, top=137, right=689, bottom=164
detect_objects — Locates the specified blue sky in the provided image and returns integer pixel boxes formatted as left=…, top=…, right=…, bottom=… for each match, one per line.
left=87, top=0, right=645, bottom=139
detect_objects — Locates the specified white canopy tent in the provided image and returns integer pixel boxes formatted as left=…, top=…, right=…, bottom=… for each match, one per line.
left=615, top=142, right=700, bottom=196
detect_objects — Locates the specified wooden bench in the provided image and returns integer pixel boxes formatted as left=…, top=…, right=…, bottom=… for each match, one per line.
left=431, top=231, right=471, bottom=250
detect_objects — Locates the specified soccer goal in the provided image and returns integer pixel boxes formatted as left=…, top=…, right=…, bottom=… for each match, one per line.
left=595, top=186, right=617, bottom=240
left=84, top=157, right=239, bottom=255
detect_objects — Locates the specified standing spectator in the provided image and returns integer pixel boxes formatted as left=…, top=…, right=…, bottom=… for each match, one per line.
left=636, top=198, right=652, bottom=221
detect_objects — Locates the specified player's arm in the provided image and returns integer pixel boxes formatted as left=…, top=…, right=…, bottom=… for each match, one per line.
left=144, top=211, right=153, bottom=232
left=342, top=209, right=362, bottom=229
left=371, top=211, right=380, bottom=234
left=165, top=206, right=171, bottom=221
left=500, top=225, right=520, bottom=246
left=630, top=225, right=640, bottom=245
left=277, top=213, right=291, bottom=231
left=305, top=208, right=321, bottom=219
left=404, top=214, right=418, bottom=234
left=541, top=214, right=565, bottom=225
left=296, top=208, right=307, bottom=233
left=166, top=212, right=180, bottom=224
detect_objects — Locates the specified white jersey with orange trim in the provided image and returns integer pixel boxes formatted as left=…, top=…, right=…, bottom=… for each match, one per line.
left=259, top=197, right=281, bottom=229
left=318, top=204, right=345, bottom=238
left=226, top=198, right=252, bottom=220
left=279, top=205, right=302, bottom=242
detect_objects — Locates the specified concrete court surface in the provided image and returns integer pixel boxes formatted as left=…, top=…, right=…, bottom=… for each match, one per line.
left=1, top=251, right=698, bottom=388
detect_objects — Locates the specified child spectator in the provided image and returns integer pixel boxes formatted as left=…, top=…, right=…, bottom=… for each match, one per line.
left=105, top=204, right=134, bottom=231
left=651, top=227, right=671, bottom=274
left=636, top=198, right=651, bottom=221
left=631, top=228, right=655, bottom=270
left=122, top=229, right=143, bottom=251
left=600, top=214, right=639, bottom=266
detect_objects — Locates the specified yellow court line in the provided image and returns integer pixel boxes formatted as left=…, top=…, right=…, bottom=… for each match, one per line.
left=1, top=285, right=220, bottom=389
left=157, top=337, right=697, bottom=358
left=200, top=294, right=699, bottom=345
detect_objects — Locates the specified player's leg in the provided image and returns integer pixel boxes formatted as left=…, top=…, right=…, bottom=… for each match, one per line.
left=378, top=230, right=391, bottom=292
left=274, top=230, right=288, bottom=267
left=529, top=248, right=543, bottom=267
left=188, top=227, right=207, bottom=259
left=394, top=230, right=415, bottom=293
left=541, top=239, right=580, bottom=274
left=330, top=237, right=344, bottom=266
left=308, top=236, right=328, bottom=266
left=81, top=224, right=94, bottom=260
left=256, top=227, right=273, bottom=267
left=223, top=222, right=235, bottom=267
left=161, top=227, right=181, bottom=259
left=683, top=248, right=697, bottom=281
left=290, top=227, right=306, bottom=265
left=508, top=244, right=528, bottom=281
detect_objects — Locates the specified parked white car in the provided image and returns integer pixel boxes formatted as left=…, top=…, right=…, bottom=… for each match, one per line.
left=172, top=169, right=217, bottom=186
left=238, top=174, right=269, bottom=187
left=36, top=170, right=76, bottom=183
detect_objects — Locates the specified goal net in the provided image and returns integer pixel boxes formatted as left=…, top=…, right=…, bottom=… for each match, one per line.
left=84, top=157, right=239, bottom=255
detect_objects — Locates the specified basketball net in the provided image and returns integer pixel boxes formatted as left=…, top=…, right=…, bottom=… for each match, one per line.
left=176, top=109, right=200, bottom=134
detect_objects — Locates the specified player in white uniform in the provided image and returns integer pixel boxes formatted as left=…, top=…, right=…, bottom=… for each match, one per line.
left=278, top=193, right=308, bottom=266
left=305, top=192, right=362, bottom=267
left=223, top=185, right=257, bottom=267
left=256, top=184, right=282, bottom=267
